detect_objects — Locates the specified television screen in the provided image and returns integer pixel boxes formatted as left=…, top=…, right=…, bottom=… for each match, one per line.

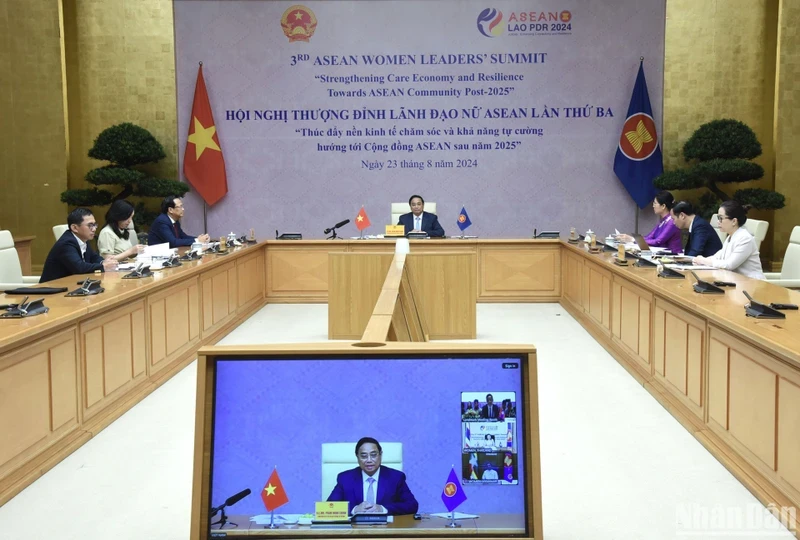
left=204, top=352, right=532, bottom=537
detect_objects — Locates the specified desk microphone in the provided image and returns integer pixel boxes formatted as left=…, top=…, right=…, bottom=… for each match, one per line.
left=210, top=488, right=251, bottom=523
left=324, top=219, right=350, bottom=234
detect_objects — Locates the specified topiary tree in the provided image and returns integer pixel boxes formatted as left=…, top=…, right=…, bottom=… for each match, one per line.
left=654, top=119, right=785, bottom=218
left=61, top=123, right=189, bottom=228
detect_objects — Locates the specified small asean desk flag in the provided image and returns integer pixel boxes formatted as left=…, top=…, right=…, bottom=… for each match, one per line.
left=457, top=207, right=472, bottom=232
left=184, top=64, right=228, bottom=206
left=613, top=60, right=663, bottom=209
left=441, top=467, right=467, bottom=512
left=355, top=206, right=371, bottom=231
left=261, top=468, right=289, bottom=512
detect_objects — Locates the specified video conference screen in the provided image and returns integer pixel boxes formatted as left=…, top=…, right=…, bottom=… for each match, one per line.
left=209, top=354, right=528, bottom=534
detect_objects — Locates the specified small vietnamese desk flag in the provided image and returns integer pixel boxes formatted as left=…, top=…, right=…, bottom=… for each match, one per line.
left=613, top=60, right=663, bottom=209
left=261, top=468, right=289, bottom=511
left=441, top=467, right=467, bottom=512
left=457, top=207, right=472, bottom=232
left=184, top=64, right=228, bottom=206
left=355, top=206, right=371, bottom=230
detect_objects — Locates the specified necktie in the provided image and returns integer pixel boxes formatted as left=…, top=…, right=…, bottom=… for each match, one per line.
left=366, top=477, right=375, bottom=504
left=415, top=216, right=421, bottom=230
left=173, top=223, right=179, bottom=237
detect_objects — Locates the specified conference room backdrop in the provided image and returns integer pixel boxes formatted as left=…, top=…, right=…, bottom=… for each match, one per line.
left=174, top=0, right=665, bottom=239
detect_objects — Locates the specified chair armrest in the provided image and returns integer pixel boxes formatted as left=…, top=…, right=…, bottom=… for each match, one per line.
left=22, top=276, right=41, bottom=284
left=765, top=279, right=800, bottom=289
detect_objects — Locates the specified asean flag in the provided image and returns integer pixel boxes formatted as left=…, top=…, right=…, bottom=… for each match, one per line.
left=613, top=60, right=663, bottom=209
left=184, top=64, right=228, bottom=206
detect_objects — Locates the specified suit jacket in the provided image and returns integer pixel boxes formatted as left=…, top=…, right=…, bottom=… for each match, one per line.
left=40, top=231, right=104, bottom=283
left=684, top=216, right=723, bottom=257
left=148, top=213, right=195, bottom=248
left=327, top=465, right=419, bottom=515
left=398, top=211, right=445, bottom=237
left=481, top=403, right=501, bottom=419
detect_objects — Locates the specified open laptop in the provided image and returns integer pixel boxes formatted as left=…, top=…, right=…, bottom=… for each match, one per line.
left=632, top=234, right=651, bottom=252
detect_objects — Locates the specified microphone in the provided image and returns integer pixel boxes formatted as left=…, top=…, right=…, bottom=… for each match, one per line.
left=210, top=488, right=251, bottom=517
left=323, top=219, right=350, bottom=234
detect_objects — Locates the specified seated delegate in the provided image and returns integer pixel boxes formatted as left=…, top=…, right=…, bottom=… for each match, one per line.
left=148, top=195, right=210, bottom=248
left=97, top=199, right=142, bottom=261
left=397, top=195, right=445, bottom=237
left=40, top=208, right=118, bottom=283
left=327, top=437, right=419, bottom=515
left=616, top=191, right=682, bottom=253
left=692, top=200, right=764, bottom=279
left=670, top=201, right=723, bottom=257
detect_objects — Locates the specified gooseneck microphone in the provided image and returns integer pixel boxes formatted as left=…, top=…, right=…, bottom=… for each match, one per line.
left=324, top=219, right=350, bottom=234
left=210, top=488, right=251, bottom=529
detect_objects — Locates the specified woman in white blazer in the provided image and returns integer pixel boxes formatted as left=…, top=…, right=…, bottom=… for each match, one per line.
left=692, top=200, right=764, bottom=279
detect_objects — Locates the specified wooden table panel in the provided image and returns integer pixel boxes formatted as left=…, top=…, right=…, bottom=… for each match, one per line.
left=328, top=253, right=394, bottom=340
left=479, top=245, right=560, bottom=300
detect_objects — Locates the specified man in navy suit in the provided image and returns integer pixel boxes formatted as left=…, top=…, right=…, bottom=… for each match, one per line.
left=40, top=208, right=117, bottom=283
left=148, top=195, right=210, bottom=248
left=671, top=201, right=723, bottom=257
left=327, top=437, right=418, bottom=515
left=480, top=393, right=501, bottom=419
left=397, top=195, right=445, bottom=237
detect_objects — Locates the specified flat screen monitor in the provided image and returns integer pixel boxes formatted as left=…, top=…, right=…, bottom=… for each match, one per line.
left=191, top=343, right=541, bottom=539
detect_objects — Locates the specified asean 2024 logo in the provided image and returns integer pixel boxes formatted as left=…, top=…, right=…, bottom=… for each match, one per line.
left=281, top=5, right=317, bottom=42
left=477, top=8, right=504, bottom=38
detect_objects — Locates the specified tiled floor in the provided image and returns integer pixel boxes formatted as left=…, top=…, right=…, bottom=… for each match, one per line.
left=0, top=304, right=794, bottom=540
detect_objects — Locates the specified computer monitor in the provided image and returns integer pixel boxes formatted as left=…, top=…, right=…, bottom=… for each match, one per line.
left=191, top=343, right=542, bottom=539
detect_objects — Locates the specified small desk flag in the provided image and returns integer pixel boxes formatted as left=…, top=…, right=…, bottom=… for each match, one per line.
left=457, top=207, right=472, bottom=232
left=355, top=206, right=371, bottom=231
left=613, top=60, right=663, bottom=209
left=261, top=468, right=289, bottom=511
left=441, top=467, right=467, bottom=512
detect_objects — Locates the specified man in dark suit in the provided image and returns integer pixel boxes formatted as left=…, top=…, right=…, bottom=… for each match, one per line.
left=397, top=195, right=445, bottom=237
left=40, top=208, right=117, bottom=283
left=480, top=393, right=501, bottom=420
left=327, top=437, right=418, bottom=515
left=671, top=201, right=723, bottom=257
left=148, top=195, right=210, bottom=248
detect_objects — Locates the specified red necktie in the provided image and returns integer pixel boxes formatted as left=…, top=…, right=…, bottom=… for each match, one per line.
left=173, top=223, right=179, bottom=237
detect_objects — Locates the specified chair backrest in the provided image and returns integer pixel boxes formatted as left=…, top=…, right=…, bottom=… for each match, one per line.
left=53, top=224, right=68, bottom=241
left=743, top=218, right=769, bottom=252
left=0, top=230, right=24, bottom=284
left=390, top=202, right=437, bottom=225
left=708, top=214, right=728, bottom=243
left=779, top=226, right=800, bottom=279
left=321, top=442, right=403, bottom=500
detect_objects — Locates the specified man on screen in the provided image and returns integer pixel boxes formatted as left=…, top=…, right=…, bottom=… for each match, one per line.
left=327, top=437, right=419, bottom=515
left=480, top=393, right=501, bottom=419
left=397, top=195, right=445, bottom=237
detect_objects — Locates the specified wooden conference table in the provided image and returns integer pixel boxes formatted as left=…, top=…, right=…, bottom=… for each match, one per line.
left=1, top=237, right=798, bottom=523
left=212, top=513, right=525, bottom=536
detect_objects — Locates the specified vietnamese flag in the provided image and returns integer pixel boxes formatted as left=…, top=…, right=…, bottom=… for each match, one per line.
left=261, top=468, right=289, bottom=511
left=184, top=64, right=228, bottom=206
left=355, top=206, right=371, bottom=231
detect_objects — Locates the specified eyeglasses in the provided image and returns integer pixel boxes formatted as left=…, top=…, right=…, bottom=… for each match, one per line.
left=357, top=452, right=380, bottom=460
left=86, top=222, right=98, bottom=230
left=715, top=214, right=732, bottom=221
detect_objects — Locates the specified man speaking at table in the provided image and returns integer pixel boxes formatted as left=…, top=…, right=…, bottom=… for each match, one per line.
left=398, top=195, right=445, bottom=237
left=326, top=437, right=419, bottom=515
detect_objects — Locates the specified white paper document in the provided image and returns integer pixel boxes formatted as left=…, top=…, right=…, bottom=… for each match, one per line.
left=665, top=264, right=717, bottom=270
left=143, top=242, right=172, bottom=256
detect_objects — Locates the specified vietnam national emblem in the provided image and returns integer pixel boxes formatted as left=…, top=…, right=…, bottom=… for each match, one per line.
left=281, top=5, right=317, bottom=42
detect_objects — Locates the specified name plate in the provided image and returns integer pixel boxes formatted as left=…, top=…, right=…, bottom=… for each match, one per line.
left=315, top=501, right=349, bottom=521
left=385, top=225, right=405, bottom=237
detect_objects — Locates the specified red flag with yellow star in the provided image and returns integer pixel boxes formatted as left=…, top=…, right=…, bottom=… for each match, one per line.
left=184, top=65, right=228, bottom=206
left=261, top=468, right=289, bottom=512
left=355, top=206, right=371, bottom=231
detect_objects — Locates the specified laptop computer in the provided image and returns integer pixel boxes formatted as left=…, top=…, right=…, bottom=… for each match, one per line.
left=632, top=234, right=651, bottom=252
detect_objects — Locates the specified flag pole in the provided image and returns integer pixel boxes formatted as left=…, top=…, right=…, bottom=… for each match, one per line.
left=445, top=464, right=461, bottom=529
left=634, top=205, right=639, bottom=235
left=267, top=465, right=279, bottom=529
left=203, top=201, right=208, bottom=235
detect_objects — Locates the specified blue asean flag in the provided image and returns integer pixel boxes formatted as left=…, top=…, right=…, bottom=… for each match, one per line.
left=613, top=61, right=663, bottom=209
left=457, top=207, right=472, bottom=231
left=441, top=467, right=467, bottom=512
